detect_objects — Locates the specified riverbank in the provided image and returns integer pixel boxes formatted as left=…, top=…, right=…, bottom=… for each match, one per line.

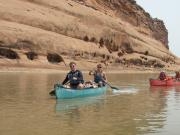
left=0, top=65, right=177, bottom=74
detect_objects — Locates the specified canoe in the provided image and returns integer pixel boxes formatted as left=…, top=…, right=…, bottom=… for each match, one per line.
left=54, top=84, right=107, bottom=99
left=149, top=78, right=180, bottom=86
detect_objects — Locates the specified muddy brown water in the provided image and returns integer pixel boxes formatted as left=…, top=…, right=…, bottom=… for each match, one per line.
left=0, top=72, right=180, bottom=135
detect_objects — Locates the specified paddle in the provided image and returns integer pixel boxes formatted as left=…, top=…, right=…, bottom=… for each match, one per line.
left=99, top=78, right=119, bottom=90
left=49, top=81, right=70, bottom=96
left=104, top=82, right=119, bottom=90
left=49, top=84, right=58, bottom=96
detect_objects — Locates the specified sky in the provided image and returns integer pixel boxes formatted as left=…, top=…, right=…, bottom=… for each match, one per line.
left=135, top=0, right=180, bottom=57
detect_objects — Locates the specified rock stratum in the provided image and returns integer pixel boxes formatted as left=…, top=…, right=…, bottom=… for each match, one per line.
left=0, top=0, right=179, bottom=71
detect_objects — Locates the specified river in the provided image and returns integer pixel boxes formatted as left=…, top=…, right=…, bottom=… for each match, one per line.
left=0, top=72, right=180, bottom=135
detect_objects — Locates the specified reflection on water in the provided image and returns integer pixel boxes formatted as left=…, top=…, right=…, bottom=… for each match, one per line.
left=55, top=96, right=105, bottom=112
left=0, top=72, right=180, bottom=135
left=146, top=86, right=180, bottom=135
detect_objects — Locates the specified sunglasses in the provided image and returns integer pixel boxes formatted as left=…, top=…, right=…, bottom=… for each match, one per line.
left=98, top=67, right=102, bottom=68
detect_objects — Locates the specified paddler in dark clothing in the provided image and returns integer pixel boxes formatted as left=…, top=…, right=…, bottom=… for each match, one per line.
left=62, top=61, right=84, bottom=89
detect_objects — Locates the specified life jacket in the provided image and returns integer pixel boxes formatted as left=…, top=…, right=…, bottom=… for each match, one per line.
left=67, top=70, right=84, bottom=85
left=94, top=70, right=105, bottom=83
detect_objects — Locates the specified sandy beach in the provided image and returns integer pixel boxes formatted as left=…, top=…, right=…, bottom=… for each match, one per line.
left=0, top=64, right=176, bottom=74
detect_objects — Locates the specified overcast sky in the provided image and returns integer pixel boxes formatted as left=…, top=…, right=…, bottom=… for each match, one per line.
left=135, top=0, right=180, bottom=57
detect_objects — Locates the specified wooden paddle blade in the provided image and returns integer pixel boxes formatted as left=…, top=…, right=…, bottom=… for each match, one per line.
left=49, top=90, right=55, bottom=96
left=111, top=86, right=119, bottom=90
left=105, top=82, right=119, bottom=90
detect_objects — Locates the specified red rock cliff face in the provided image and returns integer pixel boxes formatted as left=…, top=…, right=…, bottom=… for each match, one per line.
left=76, top=0, right=169, bottom=49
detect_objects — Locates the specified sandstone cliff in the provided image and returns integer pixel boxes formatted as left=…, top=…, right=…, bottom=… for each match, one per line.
left=77, top=0, right=168, bottom=48
left=0, top=0, right=178, bottom=71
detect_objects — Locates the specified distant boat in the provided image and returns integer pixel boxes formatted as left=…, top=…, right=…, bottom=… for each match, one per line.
left=149, top=78, right=180, bottom=86
left=55, top=84, right=107, bottom=99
